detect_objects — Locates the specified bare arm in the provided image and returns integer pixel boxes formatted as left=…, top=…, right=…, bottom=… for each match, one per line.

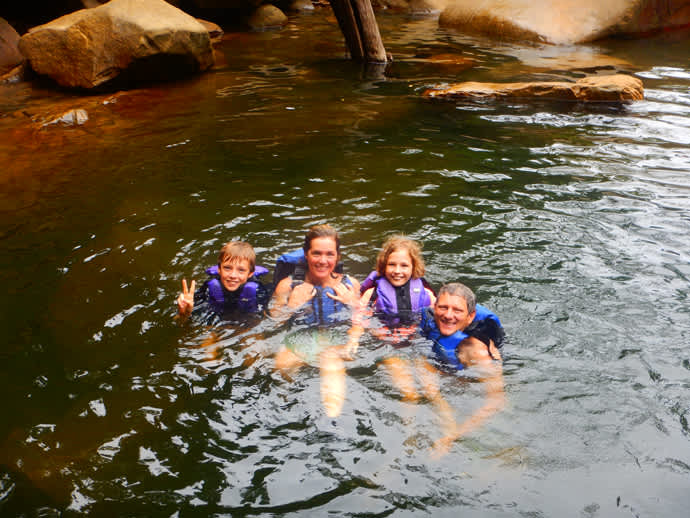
left=268, top=277, right=294, bottom=321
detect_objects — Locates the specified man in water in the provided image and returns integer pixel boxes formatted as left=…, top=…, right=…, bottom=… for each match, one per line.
left=389, top=282, right=505, bottom=457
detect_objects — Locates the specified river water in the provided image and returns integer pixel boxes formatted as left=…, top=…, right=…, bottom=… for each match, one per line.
left=1, top=9, right=689, bottom=517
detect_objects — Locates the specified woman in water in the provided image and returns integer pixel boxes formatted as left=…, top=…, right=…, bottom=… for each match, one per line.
left=270, top=224, right=360, bottom=417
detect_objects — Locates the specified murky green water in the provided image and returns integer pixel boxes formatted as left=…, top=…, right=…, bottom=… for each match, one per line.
left=1, top=9, right=689, bottom=517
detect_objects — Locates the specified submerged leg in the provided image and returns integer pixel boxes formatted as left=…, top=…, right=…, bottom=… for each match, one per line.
left=275, top=347, right=305, bottom=381
left=320, top=347, right=346, bottom=417
left=382, top=356, right=420, bottom=402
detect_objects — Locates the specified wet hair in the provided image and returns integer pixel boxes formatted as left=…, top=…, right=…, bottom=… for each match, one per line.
left=375, top=235, right=425, bottom=279
left=217, top=241, right=256, bottom=272
left=303, top=224, right=340, bottom=257
left=436, top=282, right=476, bottom=314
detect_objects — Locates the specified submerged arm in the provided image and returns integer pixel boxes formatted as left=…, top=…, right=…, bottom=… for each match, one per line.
left=343, top=287, right=374, bottom=358
left=432, top=364, right=505, bottom=457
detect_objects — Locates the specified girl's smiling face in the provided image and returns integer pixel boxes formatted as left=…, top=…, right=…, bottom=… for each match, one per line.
left=384, top=248, right=413, bottom=287
left=305, top=236, right=339, bottom=284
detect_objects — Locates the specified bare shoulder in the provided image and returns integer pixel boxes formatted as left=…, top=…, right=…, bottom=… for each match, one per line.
left=458, top=336, right=502, bottom=366
left=273, top=276, right=293, bottom=297
left=425, top=287, right=436, bottom=305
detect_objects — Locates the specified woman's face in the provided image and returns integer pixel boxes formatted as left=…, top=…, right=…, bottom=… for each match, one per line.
left=305, top=236, right=338, bottom=283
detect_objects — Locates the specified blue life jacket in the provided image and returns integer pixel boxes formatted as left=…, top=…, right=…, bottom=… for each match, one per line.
left=420, top=305, right=503, bottom=370
left=360, top=271, right=433, bottom=315
left=204, top=264, right=269, bottom=314
left=292, top=275, right=354, bottom=326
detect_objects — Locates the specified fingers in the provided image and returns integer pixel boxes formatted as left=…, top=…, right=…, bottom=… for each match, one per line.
left=327, top=283, right=357, bottom=305
left=180, top=279, right=196, bottom=299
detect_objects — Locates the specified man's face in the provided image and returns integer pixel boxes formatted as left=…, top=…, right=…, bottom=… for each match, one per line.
left=434, top=293, right=476, bottom=336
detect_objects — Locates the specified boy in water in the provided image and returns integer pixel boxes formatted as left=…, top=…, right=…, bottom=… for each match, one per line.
left=177, top=240, right=269, bottom=321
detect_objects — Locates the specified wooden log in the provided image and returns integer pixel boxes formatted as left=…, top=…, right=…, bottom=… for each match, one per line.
left=329, top=0, right=364, bottom=61
left=328, top=0, right=388, bottom=64
left=351, top=0, right=387, bottom=63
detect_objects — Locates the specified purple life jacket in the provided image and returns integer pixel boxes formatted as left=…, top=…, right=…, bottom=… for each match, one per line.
left=205, top=264, right=269, bottom=314
left=360, top=271, right=432, bottom=315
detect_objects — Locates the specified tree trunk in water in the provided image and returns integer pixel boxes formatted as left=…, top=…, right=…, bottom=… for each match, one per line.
left=329, top=0, right=388, bottom=63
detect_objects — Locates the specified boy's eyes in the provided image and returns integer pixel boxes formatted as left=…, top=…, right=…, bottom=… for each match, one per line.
left=223, top=265, right=247, bottom=273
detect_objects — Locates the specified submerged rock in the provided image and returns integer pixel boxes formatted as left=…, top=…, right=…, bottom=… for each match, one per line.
left=423, top=74, right=644, bottom=102
left=18, top=0, right=214, bottom=89
left=427, top=53, right=476, bottom=68
left=439, top=0, right=690, bottom=44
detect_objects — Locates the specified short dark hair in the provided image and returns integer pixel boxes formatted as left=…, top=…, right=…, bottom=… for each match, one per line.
left=303, top=224, right=340, bottom=256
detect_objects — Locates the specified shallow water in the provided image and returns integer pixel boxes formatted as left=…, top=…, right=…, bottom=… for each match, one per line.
left=1, top=9, right=689, bottom=517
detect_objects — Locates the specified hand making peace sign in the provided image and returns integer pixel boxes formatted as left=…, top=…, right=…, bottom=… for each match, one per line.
left=177, top=278, right=196, bottom=317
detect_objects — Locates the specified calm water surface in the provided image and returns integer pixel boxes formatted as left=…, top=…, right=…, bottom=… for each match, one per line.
left=1, top=10, right=689, bottom=517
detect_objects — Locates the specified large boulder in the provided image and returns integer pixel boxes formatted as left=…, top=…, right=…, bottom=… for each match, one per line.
left=0, top=18, right=23, bottom=76
left=247, top=5, right=289, bottom=29
left=439, top=0, right=690, bottom=44
left=423, top=74, right=644, bottom=102
left=18, top=0, right=214, bottom=89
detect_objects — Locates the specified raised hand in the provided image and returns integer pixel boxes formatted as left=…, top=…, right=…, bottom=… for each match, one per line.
left=327, top=281, right=359, bottom=306
left=177, top=278, right=196, bottom=317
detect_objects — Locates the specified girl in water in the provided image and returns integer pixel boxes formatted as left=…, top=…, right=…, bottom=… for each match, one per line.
left=346, top=235, right=436, bottom=354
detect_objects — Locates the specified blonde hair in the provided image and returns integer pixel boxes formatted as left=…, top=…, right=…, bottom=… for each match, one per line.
left=375, top=235, right=425, bottom=279
left=217, top=241, right=256, bottom=271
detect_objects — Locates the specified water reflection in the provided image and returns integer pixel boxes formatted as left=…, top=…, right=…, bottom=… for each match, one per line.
left=1, top=8, right=690, bottom=517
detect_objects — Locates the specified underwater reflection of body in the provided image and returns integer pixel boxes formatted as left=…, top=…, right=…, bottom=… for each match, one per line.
left=269, top=224, right=360, bottom=417
left=346, top=236, right=438, bottom=418
left=386, top=283, right=505, bottom=458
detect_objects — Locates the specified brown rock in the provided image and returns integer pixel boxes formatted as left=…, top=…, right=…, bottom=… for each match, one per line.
left=439, top=0, right=690, bottom=44
left=18, top=0, right=214, bottom=89
left=423, top=74, right=644, bottom=102
left=197, top=18, right=224, bottom=43
left=0, top=18, right=23, bottom=76
left=247, top=5, right=289, bottom=30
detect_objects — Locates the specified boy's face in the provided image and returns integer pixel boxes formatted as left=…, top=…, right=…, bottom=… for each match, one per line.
left=219, top=257, right=253, bottom=292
